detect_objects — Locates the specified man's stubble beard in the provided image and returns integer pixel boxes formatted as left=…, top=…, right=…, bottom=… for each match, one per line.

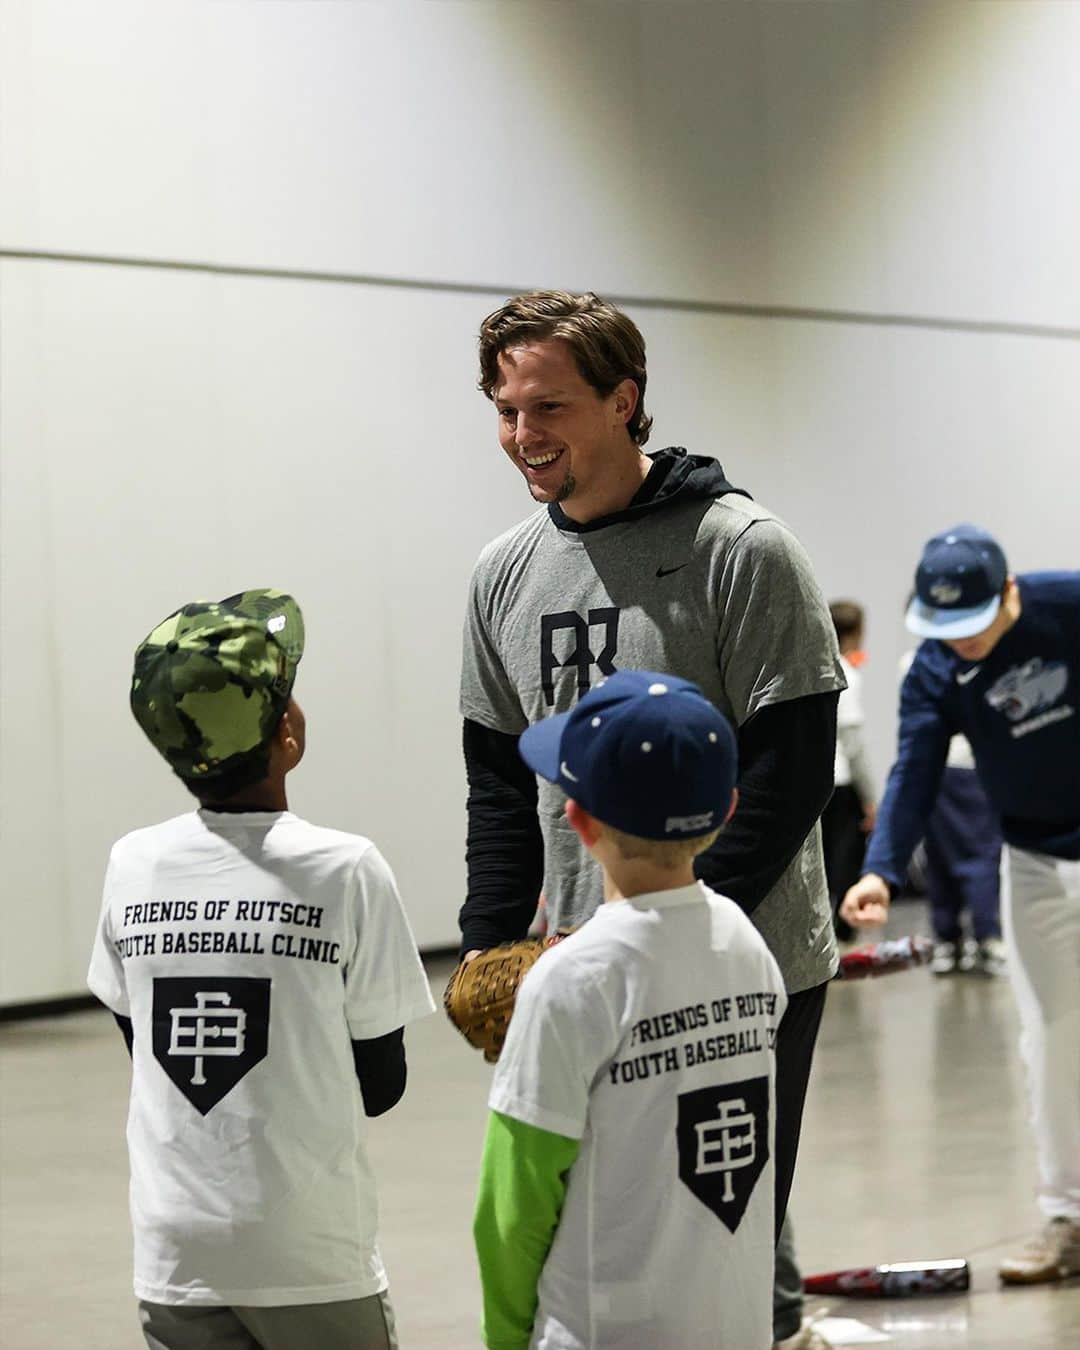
left=527, top=468, right=575, bottom=505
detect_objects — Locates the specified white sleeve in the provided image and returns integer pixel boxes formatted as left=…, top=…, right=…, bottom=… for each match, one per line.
left=844, top=731, right=876, bottom=805
left=342, top=844, right=436, bottom=1040
left=837, top=667, right=874, bottom=801
left=86, top=851, right=129, bottom=1015
left=489, top=949, right=617, bottom=1140
left=836, top=666, right=864, bottom=730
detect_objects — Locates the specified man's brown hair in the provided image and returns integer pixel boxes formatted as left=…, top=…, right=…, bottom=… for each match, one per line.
left=478, top=290, right=653, bottom=446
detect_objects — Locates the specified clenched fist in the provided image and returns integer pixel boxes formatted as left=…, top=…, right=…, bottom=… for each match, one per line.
left=840, top=873, right=891, bottom=929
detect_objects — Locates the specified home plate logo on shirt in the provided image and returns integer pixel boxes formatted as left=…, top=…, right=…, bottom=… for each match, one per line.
left=676, top=1077, right=769, bottom=1233
left=152, top=978, right=271, bottom=1114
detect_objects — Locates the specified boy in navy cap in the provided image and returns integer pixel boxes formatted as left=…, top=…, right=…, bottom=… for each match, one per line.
left=842, top=525, right=1080, bottom=1284
left=473, top=671, right=787, bottom=1350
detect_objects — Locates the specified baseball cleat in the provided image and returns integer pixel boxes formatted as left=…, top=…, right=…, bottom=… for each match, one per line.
left=999, top=1218, right=1080, bottom=1284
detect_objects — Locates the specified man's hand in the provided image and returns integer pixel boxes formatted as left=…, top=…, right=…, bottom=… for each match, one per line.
left=462, top=950, right=483, bottom=964
left=840, top=873, right=891, bottom=929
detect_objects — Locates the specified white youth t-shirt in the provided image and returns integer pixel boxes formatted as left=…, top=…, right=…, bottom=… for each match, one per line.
left=490, top=882, right=787, bottom=1350
left=87, top=809, right=435, bottom=1307
left=834, top=655, right=875, bottom=797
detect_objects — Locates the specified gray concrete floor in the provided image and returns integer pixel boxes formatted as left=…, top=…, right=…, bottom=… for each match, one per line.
left=2, top=906, right=1078, bottom=1349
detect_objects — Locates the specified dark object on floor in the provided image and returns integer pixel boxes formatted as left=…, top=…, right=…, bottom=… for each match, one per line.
left=803, top=1258, right=970, bottom=1296
left=833, top=935, right=933, bottom=980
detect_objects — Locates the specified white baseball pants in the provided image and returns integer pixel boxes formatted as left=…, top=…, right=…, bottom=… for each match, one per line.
left=1002, top=845, right=1080, bottom=1221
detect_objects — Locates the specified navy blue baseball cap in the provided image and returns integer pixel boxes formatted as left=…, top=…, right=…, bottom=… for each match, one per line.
left=518, top=670, right=738, bottom=840
left=905, top=524, right=1008, bottom=640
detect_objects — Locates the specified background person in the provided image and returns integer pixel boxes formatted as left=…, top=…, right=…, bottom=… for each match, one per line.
left=842, top=525, right=1080, bottom=1284
left=822, top=600, right=876, bottom=941
left=896, top=642, right=1004, bottom=976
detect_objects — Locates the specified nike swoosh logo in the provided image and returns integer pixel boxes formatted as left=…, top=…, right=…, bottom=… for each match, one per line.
left=560, top=761, right=579, bottom=783
left=656, top=563, right=689, bottom=578
left=956, top=666, right=982, bottom=686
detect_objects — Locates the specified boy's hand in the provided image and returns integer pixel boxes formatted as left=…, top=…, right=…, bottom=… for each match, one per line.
left=839, top=873, right=890, bottom=928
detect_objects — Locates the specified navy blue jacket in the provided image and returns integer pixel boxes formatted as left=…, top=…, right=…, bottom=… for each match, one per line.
left=864, top=573, right=1080, bottom=890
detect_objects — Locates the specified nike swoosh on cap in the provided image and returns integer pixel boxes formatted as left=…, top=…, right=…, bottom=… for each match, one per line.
left=560, top=761, right=579, bottom=782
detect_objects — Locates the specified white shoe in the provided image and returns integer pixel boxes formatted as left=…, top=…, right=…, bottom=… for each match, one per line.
left=773, top=1316, right=830, bottom=1349
left=975, top=936, right=1007, bottom=977
left=930, top=940, right=959, bottom=975
left=957, top=937, right=979, bottom=973
left=999, top=1217, right=1080, bottom=1284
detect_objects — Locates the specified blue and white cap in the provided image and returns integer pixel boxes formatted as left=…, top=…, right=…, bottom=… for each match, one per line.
left=906, top=524, right=1008, bottom=640
left=518, top=670, right=738, bottom=840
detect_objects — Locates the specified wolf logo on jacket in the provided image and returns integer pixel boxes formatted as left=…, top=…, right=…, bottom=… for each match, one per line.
left=985, top=658, right=1069, bottom=724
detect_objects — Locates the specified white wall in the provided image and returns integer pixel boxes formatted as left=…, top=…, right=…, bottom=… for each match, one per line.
left=3, top=0, right=1079, bottom=1003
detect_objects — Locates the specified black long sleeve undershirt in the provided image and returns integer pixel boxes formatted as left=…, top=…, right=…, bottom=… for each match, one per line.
left=459, top=691, right=837, bottom=947
left=351, top=1027, right=407, bottom=1117
left=693, top=690, right=838, bottom=916
left=112, top=1013, right=406, bottom=1117
left=114, top=1012, right=134, bottom=1054
left=459, top=718, right=545, bottom=954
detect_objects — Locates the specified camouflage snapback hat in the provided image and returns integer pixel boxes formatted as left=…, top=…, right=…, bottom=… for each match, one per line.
left=130, top=589, right=305, bottom=783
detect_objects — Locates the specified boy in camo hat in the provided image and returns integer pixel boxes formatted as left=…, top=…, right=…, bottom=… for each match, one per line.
left=88, top=590, right=434, bottom=1350
left=129, top=589, right=307, bottom=801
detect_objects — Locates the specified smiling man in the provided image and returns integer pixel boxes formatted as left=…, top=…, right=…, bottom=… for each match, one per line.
left=457, top=290, right=845, bottom=1349
left=489, top=327, right=650, bottom=518
left=842, top=523, right=1080, bottom=1286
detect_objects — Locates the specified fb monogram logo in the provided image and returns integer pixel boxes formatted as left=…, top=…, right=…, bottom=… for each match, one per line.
left=693, top=1097, right=757, bottom=1202
left=540, top=608, right=620, bottom=707
left=153, top=977, right=270, bottom=1115
left=168, top=991, right=247, bottom=1086
left=676, top=1077, right=769, bottom=1232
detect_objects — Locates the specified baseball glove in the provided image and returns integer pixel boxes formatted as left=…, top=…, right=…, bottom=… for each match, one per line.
left=444, top=936, right=567, bottom=1063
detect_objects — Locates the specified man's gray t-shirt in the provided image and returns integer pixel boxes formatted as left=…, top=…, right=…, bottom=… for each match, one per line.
left=460, top=491, right=844, bottom=993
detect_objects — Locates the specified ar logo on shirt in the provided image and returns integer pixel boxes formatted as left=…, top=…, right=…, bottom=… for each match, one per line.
left=152, top=977, right=271, bottom=1115
left=675, top=1077, right=769, bottom=1233
left=540, top=608, right=620, bottom=707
